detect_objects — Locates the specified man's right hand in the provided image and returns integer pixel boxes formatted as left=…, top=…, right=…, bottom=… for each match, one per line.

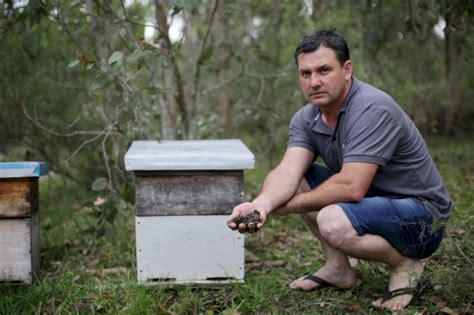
left=227, top=202, right=268, bottom=234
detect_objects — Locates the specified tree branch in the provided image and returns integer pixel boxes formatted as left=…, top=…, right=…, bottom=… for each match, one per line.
left=42, top=2, right=84, bottom=52
left=448, top=232, right=472, bottom=263
left=120, top=0, right=160, bottom=30
left=101, top=124, right=114, bottom=189
left=22, top=102, right=116, bottom=137
left=200, top=70, right=243, bottom=96
left=61, top=128, right=107, bottom=164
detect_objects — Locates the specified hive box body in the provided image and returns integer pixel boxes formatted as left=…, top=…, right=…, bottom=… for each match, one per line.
left=0, top=162, right=47, bottom=284
left=125, top=140, right=254, bottom=286
left=136, top=215, right=244, bottom=284
left=134, top=170, right=243, bottom=216
left=0, top=212, right=40, bottom=283
left=0, top=178, right=38, bottom=218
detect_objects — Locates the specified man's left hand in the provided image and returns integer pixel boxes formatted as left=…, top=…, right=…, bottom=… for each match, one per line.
left=272, top=205, right=290, bottom=216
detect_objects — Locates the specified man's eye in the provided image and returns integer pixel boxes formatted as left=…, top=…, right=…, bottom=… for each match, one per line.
left=301, top=71, right=310, bottom=77
left=320, top=68, right=331, bottom=75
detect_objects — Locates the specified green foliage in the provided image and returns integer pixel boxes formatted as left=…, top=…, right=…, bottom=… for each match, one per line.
left=0, top=1, right=473, bottom=294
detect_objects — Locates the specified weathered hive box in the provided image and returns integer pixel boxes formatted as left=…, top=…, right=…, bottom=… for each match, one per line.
left=125, top=140, right=255, bottom=285
left=0, top=162, right=48, bottom=284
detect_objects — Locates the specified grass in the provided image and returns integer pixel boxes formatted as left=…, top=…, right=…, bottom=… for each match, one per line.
left=1, top=137, right=473, bottom=314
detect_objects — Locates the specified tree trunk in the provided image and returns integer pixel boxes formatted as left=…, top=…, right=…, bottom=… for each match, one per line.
left=212, top=4, right=233, bottom=138
left=86, top=0, right=109, bottom=65
left=160, top=70, right=178, bottom=139
left=154, top=0, right=189, bottom=138
left=183, top=13, right=199, bottom=139
left=444, top=2, right=463, bottom=135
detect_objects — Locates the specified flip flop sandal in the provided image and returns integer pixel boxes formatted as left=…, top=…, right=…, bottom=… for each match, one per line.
left=382, top=287, right=417, bottom=303
left=303, top=274, right=336, bottom=288
left=381, top=278, right=431, bottom=305
left=301, top=274, right=350, bottom=291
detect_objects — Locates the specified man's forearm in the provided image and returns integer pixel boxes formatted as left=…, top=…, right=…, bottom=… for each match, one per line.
left=252, top=167, right=302, bottom=214
left=285, top=172, right=361, bottom=213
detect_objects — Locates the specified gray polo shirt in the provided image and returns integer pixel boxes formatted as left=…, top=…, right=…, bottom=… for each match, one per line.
left=288, top=77, right=452, bottom=219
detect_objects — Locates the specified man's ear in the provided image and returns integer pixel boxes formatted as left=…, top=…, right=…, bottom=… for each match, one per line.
left=343, top=60, right=353, bottom=79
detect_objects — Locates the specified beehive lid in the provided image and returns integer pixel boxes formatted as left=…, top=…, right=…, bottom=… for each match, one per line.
left=0, top=162, right=49, bottom=178
left=124, top=139, right=255, bottom=171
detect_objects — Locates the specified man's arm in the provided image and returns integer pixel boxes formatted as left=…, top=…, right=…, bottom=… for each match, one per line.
left=278, top=162, right=378, bottom=214
left=227, top=147, right=315, bottom=232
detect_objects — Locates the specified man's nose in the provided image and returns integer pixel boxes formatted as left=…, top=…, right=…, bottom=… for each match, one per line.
left=310, top=73, right=321, bottom=88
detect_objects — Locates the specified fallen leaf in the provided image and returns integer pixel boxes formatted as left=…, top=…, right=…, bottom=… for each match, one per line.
left=439, top=306, right=456, bottom=314
left=433, top=297, right=448, bottom=308
left=87, top=257, right=100, bottom=268
left=41, top=302, right=56, bottom=315
left=221, top=291, right=236, bottom=307
left=93, top=197, right=107, bottom=206
left=346, top=302, right=362, bottom=311
left=101, top=267, right=130, bottom=275
left=73, top=302, right=91, bottom=311
left=222, top=309, right=239, bottom=315
left=247, top=260, right=287, bottom=269
left=265, top=260, right=286, bottom=267
left=83, top=266, right=130, bottom=276
left=245, top=250, right=259, bottom=262
left=377, top=265, right=388, bottom=273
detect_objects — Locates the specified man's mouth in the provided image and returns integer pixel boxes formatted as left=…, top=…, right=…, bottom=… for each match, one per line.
left=310, top=92, right=325, bottom=97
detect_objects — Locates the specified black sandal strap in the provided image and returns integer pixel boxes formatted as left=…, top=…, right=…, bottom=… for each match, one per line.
left=382, top=287, right=416, bottom=302
left=303, top=274, right=333, bottom=288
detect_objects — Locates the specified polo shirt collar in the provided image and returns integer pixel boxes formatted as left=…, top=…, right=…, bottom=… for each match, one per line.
left=303, top=76, right=360, bottom=132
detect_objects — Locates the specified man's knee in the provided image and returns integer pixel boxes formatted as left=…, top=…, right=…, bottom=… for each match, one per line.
left=317, top=205, right=354, bottom=248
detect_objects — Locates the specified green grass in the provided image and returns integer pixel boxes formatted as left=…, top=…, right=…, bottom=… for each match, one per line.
left=1, top=137, right=473, bottom=314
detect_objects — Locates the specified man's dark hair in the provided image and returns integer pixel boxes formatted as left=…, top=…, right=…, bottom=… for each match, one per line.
left=294, top=29, right=350, bottom=66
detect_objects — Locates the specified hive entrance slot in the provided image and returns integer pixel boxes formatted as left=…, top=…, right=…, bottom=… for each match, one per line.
left=148, top=277, right=176, bottom=282
left=206, top=277, right=235, bottom=281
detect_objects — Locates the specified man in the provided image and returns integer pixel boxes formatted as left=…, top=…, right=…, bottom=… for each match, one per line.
left=227, top=29, right=451, bottom=311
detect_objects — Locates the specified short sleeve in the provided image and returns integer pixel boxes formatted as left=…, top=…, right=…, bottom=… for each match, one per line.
left=343, top=108, right=402, bottom=166
left=287, top=107, right=317, bottom=153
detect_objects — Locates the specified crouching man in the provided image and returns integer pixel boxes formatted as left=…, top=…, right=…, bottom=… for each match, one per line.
left=227, top=29, right=451, bottom=311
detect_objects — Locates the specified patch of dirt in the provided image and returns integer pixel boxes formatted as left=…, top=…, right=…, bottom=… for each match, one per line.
left=234, top=210, right=262, bottom=226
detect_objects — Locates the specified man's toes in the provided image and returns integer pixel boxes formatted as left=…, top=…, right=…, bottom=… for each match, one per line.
left=386, top=296, right=412, bottom=311
left=290, top=277, right=314, bottom=290
left=289, top=280, right=298, bottom=289
left=394, top=302, right=404, bottom=311
left=371, top=297, right=383, bottom=308
left=383, top=301, right=402, bottom=311
left=289, top=278, right=303, bottom=289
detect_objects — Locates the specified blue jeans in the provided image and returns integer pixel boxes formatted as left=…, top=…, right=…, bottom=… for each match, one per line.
left=304, top=163, right=445, bottom=259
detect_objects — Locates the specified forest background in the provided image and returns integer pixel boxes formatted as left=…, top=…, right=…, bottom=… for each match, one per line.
left=0, top=0, right=473, bottom=314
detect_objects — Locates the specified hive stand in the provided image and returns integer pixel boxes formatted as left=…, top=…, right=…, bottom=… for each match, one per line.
left=125, top=140, right=255, bottom=286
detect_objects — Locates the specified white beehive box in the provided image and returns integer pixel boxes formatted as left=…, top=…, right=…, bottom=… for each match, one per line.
left=125, top=140, right=255, bottom=285
left=0, top=162, right=48, bottom=284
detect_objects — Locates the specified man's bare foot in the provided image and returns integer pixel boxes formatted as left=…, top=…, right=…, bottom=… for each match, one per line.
left=290, top=263, right=356, bottom=291
left=372, top=259, right=424, bottom=311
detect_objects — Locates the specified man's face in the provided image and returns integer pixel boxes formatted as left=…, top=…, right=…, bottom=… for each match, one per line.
left=297, top=46, right=352, bottom=109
